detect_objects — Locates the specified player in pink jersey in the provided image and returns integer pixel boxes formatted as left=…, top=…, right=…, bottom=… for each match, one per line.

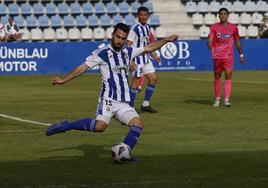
left=208, top=8, right=245, bottom=107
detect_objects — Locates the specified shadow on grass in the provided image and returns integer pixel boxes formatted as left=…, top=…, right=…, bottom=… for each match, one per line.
left=183, top=99, right=212, bottom=106
left=0, top=145, right=268, bottom=188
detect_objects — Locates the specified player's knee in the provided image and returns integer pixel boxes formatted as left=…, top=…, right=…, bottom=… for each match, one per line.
left=148, top=74, right=157, bottom=85
left=128, top=117, right=144, bottom=129
left=149, top=76, right=157, bottom=85
left=214, top=72, right=222, bottom=80
left=225, top=72, right=232, bottom=80
left=95, top=121, right=108, bottom=133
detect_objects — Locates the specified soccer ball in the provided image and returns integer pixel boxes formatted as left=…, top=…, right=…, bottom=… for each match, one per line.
left=111, top=143, right=131, bottom=163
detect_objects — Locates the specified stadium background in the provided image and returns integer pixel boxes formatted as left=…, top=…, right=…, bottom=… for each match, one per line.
left=1, top=1, right=268, bottom=188
left=1, top=0, right=268, bottom=74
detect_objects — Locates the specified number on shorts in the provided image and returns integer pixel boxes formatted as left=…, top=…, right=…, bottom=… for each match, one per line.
left=105, top=100, right=112, bottom=106
left=139, top=67, right=143, bottom=74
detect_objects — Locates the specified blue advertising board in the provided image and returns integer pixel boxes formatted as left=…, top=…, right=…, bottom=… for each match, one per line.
left=0, top=39, right=267, bottom=75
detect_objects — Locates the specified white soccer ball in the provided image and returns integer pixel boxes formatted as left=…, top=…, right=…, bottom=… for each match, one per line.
left=111, top=143, right=131, bottom=163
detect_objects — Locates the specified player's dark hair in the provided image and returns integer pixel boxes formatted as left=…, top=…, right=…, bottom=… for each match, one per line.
left=219, top=8, right=229, bottom=14
left=114, top=23, right=129, bottom=34
left=137, top=6, right=149, bottom=14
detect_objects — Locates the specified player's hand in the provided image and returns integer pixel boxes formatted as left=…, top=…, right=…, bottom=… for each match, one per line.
left=129, top=61, right=136, bottom=72
left=240, top=56, right=245, bottom=65
left=166, top=34, right=179, bottom=42
left=52, top=77, right=65, bottom=85
left=154, top=56, right=161, bottom=64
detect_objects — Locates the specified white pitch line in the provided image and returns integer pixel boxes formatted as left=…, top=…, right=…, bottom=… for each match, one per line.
left=0, top=113, right=50, bottom=126
left=0, top=129, right=37, bottom=133
left=177, top=77, right=268, bottom=84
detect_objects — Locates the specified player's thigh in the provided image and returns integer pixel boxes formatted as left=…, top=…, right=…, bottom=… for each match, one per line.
left=223, top=59, right=233, bottom=79
left=143, top=62, right=156, bottom=82
left=143, top=61, right=155, bottom=76
left=223, top=59, right=234, bottom=71
left=114, top=103, right=140, bottom=126
left=145, top=72, right=157, bottom=84
left=213, top=59, right=224, bottom=72
left=95, top=97, right=114, bottom=125
left=213, top=59, right=224, bottom=78
left=133, top=63, right=145, bottom=78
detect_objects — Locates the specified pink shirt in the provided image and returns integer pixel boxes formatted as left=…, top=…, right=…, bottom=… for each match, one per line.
left=209, top=22, right=240, bottom=59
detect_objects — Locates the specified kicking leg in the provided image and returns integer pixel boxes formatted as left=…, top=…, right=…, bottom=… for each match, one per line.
left=46, top=119, right=108, bottom=136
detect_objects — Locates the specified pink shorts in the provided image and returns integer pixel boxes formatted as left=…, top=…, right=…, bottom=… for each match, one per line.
left=213, top=59, right=234, bottom=72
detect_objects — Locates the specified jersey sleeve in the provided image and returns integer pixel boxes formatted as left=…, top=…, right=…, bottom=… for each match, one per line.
left=130, top=47, right=144, bottom=59
left=233, top=26, right=240, bottom=41
left=84, top=53, right=103, bottom=68
left=208, top=25, right=216, bottom=39
left=127, top=29, right=137, bottom=43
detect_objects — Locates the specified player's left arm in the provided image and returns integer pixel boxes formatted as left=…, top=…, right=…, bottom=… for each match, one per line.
left=234, top=27, right=245, bottom=65
left=144, top=34, right=178, bottom=53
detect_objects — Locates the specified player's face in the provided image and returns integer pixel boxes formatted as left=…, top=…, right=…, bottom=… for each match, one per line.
left=8, top=18, right=13, bottom=24
left=219, top=10, right=229, bottom=23
left=111, top=28, right=128, bottom=51
left=138, top=11, right=149, bottom=25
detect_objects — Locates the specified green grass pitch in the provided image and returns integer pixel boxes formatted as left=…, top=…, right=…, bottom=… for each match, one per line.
left=0, top=71, right=268, bottom=188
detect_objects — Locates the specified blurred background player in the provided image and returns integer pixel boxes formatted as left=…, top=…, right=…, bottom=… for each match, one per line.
left=0, top=23, right=5, bottom=42
left=208, top=8, right=245, bottom=107
left=45, top=23, right=178, bottom=161
left=4, top=17, right=22, bottom=42
left=127, top=6, right=161, bottom=113
left=259, top=14, right=268, bottom=38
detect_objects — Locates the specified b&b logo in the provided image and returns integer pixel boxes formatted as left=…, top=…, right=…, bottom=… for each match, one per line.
left=161, top=42, right=177, bottom=59
left=160, top=42, right=190, bottom=60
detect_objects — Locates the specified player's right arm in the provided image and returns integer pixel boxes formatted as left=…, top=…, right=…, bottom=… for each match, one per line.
left=208, top=25, right=215, bottom=50
left=52, top=52, right=103, bottom=85
left=127, top=29, right=136, bottom=47
left=208, top=37, right=213, bottom=50
left=52, top=63, right=88, bottom=85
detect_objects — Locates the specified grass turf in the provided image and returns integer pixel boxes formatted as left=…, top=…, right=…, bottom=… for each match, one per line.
left=0, top=71, right=268, bottom=188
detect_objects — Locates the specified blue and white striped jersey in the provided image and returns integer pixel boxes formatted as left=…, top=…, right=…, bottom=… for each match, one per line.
left=127, top=20, right=151, bottom=65
left=85, top=44, right=144, bottom=102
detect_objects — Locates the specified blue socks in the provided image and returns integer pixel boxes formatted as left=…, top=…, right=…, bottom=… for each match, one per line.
left=124, top=125, right=142, bottom=149
left=144, top=84, right=155, bottom=103
left=129, top=87, right=138, bottom=107
left=63, top=118, right=96, bottom=132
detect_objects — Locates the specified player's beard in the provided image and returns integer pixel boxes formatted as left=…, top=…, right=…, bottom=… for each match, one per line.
left=111, top=40, right=123, bottom=52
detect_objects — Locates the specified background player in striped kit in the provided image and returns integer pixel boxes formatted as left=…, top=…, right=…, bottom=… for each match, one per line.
left=208, top=8, right=245, bottom=107
left=45, top=23, right=178, bottom=161
left=127, top=6, right=161, bottom=113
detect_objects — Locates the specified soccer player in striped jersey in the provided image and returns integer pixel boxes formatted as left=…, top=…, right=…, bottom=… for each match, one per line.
left=208, top=8, right=245, bottom=107
left=127, top=6, right=161, bottom=113
left=45, top=23, right=178, bottom=161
